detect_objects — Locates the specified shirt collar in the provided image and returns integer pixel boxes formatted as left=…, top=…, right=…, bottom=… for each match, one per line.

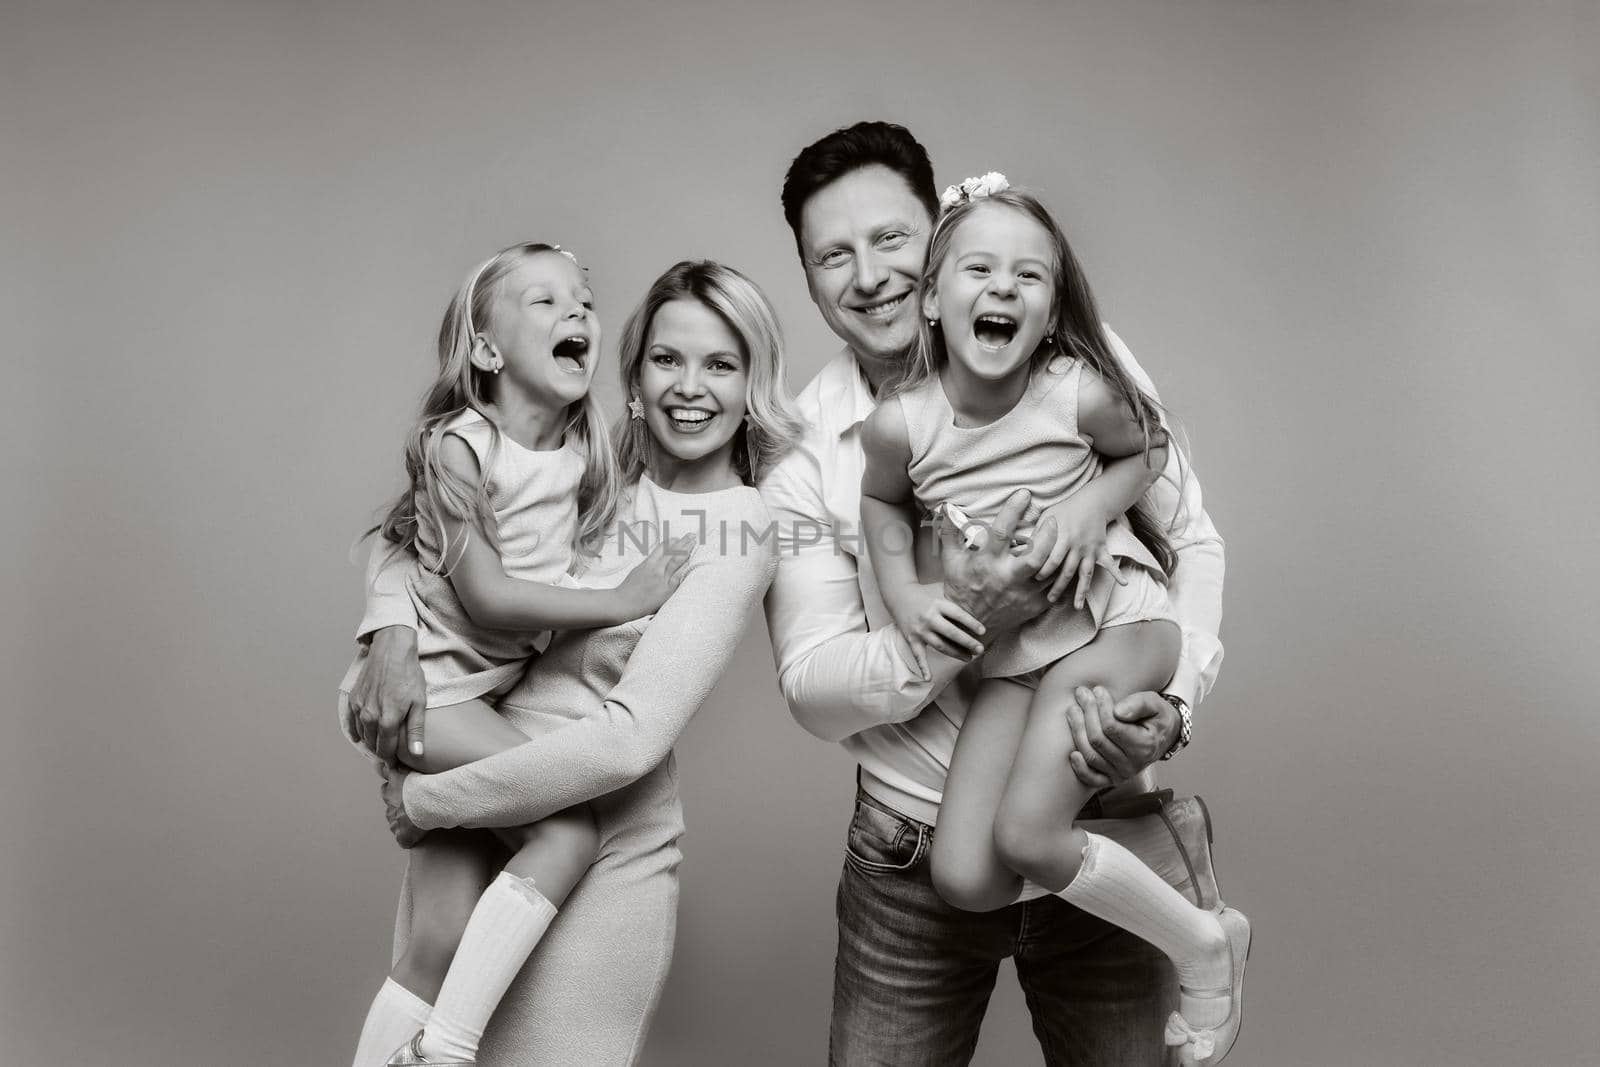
left=817, top=346, right=879, bottom=439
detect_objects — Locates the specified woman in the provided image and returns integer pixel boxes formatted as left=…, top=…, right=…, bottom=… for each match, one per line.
left=348, top=259, right=802, bottom=1065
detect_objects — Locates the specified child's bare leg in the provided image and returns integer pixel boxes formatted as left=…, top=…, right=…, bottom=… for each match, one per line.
left=995, top=621, right=1239, bottom=1048
left=394, top=698, right=601, bottom=1062
left=500, top=806, right=600, bottom=905
left=387, top=830, right=500, bottom=1004
left=397, top=695, right=532, bottom=775
left=928, top=677, right=1033, bottom=912
left=994, top=620, right=1181, bottom=890
left=353, top=829, right=497, bottom=1065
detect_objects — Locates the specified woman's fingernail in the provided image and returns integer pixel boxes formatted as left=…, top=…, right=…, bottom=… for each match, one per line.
left=411, top=742, right=423, bottom=755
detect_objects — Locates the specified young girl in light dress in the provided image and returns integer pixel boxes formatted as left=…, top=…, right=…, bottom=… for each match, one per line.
left=859, top=177, right=1249, bottom=1064
left=342, top=242, right=691, bottom=1066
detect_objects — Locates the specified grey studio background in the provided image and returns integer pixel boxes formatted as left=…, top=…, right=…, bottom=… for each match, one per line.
left=5, top=1, right=1597, bottom=1064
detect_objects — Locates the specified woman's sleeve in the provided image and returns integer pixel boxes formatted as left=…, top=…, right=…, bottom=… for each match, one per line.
left=402, top=521, right=778, bottom=831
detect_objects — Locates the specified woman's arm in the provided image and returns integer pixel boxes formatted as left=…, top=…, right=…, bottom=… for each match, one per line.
left=401, top=516, right=778, bottom=831
left=435, top=435, right=687, bottom=631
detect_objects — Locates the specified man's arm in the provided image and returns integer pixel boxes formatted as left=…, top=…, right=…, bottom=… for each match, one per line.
left=1062, top=327, right=1225, bottom=787
left=1105, top=326, right=1226, bottom=713
left=760, top=438, right=971, bottom=743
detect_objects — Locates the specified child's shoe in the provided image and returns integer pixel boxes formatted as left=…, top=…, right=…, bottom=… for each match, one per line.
left=385, top=1030, right=475, bottom=1066
left=1164, top=906, right=1251, bottom=1064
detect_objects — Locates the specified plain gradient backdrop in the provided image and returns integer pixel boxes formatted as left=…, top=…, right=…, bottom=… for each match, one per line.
left=5, top=1, right=1598, bottom=1064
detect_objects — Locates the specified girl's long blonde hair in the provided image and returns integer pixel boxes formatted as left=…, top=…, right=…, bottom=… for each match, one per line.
left=368, top=242, right=620, bottom=570
left=897, top=191, right=1181, bottom=575
left=612, top=260, right=804, bottom=488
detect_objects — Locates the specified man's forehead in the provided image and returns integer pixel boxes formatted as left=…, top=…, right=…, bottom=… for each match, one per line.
left=799, top=166, right=930, bottom=246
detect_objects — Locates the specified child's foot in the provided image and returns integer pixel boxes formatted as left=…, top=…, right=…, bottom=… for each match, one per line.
left=1164, top=907, right=1251, bottom=1064
left=385, top=1030, right=475, bottom=1066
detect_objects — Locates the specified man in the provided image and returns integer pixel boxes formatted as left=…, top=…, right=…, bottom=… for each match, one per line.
left=760, top=121, right=1226, bottom=1064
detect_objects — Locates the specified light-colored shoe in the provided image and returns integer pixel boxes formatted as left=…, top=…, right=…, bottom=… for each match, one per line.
left=385, top=1030, right=475, bottom=1066
left=1164, top=907, right=1251, bottom=1064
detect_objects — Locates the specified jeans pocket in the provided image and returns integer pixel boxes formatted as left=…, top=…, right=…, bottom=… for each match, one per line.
left=843, top=797, right=923, bottom=876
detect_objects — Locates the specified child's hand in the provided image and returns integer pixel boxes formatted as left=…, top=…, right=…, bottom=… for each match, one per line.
left=891, top=582, right=986, bottom=679
left=1030, top=498, right=1128, bottom=608
left=616, top=534, right=697, bottom=619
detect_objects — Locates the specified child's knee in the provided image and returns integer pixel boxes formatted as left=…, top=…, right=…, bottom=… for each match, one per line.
left=930, top=853, right=1017, bottom=913
left=994, top=817, right=1087, bottom=890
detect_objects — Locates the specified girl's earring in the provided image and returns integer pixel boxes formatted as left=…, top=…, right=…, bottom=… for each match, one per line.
left=627, top=396, right=644, bottom=420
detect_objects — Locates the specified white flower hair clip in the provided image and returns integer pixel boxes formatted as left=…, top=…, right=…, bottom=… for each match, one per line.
left=939, top=171, right=1010, bottom=212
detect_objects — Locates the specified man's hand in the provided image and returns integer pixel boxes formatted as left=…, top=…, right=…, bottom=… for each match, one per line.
left=938, top=489, right=1058, bottom=638
left=348, top=625, right=426, bottom=768
left=377, top=764, right=426, bottom=848
left=1064, top=686, right=1181, bottom=789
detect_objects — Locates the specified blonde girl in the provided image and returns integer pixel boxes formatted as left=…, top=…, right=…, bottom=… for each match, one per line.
left=859, top=180, right=1248, bottom=1064
left=343, top=242, right=691, bottom=1066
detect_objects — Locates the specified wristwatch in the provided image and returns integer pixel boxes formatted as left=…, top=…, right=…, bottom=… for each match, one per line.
left=1158, top=694, right=1192, bottom=761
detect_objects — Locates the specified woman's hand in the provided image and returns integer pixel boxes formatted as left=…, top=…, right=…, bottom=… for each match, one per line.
left=614, top=534, right=697, bottom=619
left=1032, top=497, right=1127, bottom=608
left=889, top=582, right=986, bottom=679
left=348, top=626, right=427, bottom=767
left=378, top=764, right=426, bottom=848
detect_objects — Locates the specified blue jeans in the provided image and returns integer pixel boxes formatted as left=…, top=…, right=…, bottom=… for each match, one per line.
left=830, top=789, right=1183, bottom=1066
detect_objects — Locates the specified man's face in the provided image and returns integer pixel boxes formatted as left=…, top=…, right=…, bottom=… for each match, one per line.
left=796, top=164, right=932, bottom=365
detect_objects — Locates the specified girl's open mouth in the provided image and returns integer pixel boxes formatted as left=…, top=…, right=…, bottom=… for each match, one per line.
left=973, top=314, right=1018, bottom=348
left=553, top=336, right=589, bottom=372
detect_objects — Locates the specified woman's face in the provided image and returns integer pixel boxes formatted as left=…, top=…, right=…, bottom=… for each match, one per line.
left=637, top=298, right=750, bottom=469
left=924, top=203, right=1056, bottom=382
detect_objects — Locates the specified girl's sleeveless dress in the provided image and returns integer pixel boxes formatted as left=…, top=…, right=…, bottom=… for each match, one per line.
left=896, top=358, right=1174, bottom=681
left=341, top=409, right=585, bottom=709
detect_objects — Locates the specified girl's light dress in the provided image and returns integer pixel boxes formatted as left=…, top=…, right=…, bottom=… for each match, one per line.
left=894, top=355, right=1175, bottom=681
left=340, top=408, right=584, bottom=724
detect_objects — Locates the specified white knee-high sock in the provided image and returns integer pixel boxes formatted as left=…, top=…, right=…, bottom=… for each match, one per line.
left=417, top=871, right=558, bottom=1061
left=1059, top=833, right=1230, bottom=1027
left=352, top=977, right=431, bottom=1067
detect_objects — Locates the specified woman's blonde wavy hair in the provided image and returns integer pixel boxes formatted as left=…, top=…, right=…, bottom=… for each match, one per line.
left=367, top=242, right=620, bottom=571
left=612, top=260, right=803, bottom=489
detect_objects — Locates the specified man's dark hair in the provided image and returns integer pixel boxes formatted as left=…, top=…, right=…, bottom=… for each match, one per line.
left=781, top=121, right=939, bottom=253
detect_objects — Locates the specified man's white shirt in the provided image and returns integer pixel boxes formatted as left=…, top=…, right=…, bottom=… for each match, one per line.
left=760, top=327, right=1224, bottom=828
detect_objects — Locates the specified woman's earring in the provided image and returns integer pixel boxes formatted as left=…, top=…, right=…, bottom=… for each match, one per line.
left=927, top=317, right=938, bottom=327
left=489, top=354, right=504, bottom=374
left=627, top=396, right=644, bottom=420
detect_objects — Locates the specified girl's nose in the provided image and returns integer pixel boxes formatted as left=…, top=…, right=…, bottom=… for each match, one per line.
left=988, top=272, right=1018, bottom=297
